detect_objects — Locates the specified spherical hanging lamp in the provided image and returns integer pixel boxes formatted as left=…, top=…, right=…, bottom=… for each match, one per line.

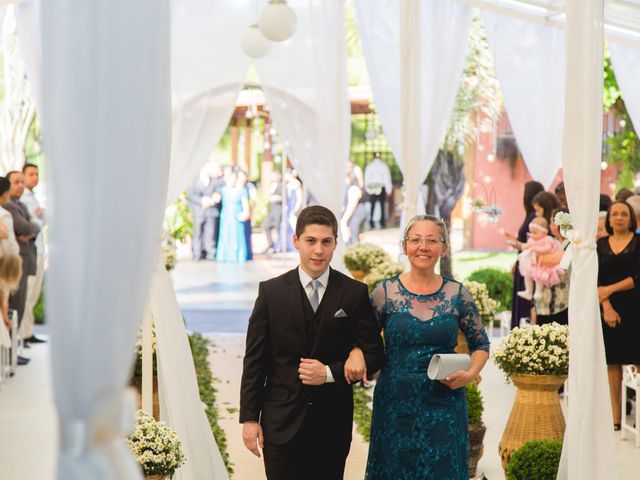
left=258, top=0, right=297, bottom=42
left=241, top=23, right=272, bottom=59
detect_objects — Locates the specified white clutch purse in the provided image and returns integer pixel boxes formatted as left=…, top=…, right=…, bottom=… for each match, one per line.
left=427, top=353, right=471, bottom=380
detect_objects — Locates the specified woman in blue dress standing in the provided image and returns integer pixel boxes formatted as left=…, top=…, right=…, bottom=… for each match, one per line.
left=364, top=215, right=490, bottom=480
left=215, top=169, right=250, bottom=263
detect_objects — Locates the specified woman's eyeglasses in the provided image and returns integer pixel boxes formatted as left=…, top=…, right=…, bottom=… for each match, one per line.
left=405, top=236, right=444, bottom=247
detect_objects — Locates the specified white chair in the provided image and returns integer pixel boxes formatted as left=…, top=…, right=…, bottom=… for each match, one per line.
left=488, top=311, right=511, bottom=341
left=621, top=365, right=640, bottom=447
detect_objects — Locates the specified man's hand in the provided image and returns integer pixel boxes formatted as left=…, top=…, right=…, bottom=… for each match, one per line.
left=17, top=234, right=30, bottom=243
left=440, top=370, right=474, bottom=390
left=344, top=347, right=367, bottom=384
left=242, top=422, right=264, bottom=458
left=34, top=207, right=43, bottom=218
left=298, top=358, right=327, bottom=385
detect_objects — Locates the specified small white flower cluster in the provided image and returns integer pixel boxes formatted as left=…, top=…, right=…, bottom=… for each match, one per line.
left=127, top=410, right=186, bottom=477
left=344, top=243, right=390, bottom=273
left=365, top=260, right=405, bottom=292
left=493, top=322, right=569, bottom=377
left=162, top=236, right=177, bottom=271
left=553, top=211, right=572, bottom=230
left=135, top=323, right=158, bottom=357
left=462, top=280, right=499, bottom=325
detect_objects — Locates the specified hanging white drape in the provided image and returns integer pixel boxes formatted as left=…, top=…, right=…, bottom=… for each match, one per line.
left=356, top=0, right=471, bottom=219
left=15, top=0, right=41, bottom=114
left=257, top=0, right=350, bottom=220
left=42, top=1, right=171, bottom=479
left=480, top=10, right=565, bottom=189
left=557, top=1, right=617, bottom=479
left=608, top=41, right=640, bottom=139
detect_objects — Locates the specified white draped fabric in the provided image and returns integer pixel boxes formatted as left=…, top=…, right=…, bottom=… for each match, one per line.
left=609, top=42, right=640, bottom=139
left=557, top=1, right=617, bottom=479
left=15, top=0, right=41, bottom=113
left=480, top=10, right=565, bottom=189
left=169, top=0, right=252, bottom=203
left=257, top=0, right=350, bottom=220
left=355, top=0, right=471, bottom=219
left=42, top=1, right=171, bottom=479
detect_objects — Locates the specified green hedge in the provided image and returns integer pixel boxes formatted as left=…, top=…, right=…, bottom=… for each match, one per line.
left=34, top=287, right=45, bottom=324
left=506, top=439, right=562, bottom=480
left=188, top=333, right=233, bottom=474
left=465, top=383, right=484, bottom=425
left=466, top=267, right=513, bottom=311
left=353, top=385, right=373, bottom=441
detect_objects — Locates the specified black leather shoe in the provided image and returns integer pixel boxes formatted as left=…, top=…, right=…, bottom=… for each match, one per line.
left=22, top=341, right=31, bottom=349
left=17, top=355, right=30, bottom=365
left=26, top=335, right=47, bottom=343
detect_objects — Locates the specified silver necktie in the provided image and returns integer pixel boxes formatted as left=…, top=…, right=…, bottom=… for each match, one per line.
left=309, top=279, right=320, bottom=313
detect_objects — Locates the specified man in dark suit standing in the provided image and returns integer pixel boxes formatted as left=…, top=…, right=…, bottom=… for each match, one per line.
left=4, top=172, right=40, bottom=360
left=240, top=205, right=384, bottom=480
left=187, top=162, right=223, bottom=260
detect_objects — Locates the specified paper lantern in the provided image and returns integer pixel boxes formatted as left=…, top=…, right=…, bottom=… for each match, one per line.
left=241, top=24, right=272, bottom=59
left=258, top=0, right=297, bottom=42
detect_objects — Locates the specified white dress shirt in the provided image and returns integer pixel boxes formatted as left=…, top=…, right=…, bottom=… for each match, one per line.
left=298, top=266, right=334, bottom=383
left=20, top=188, right=45, bottom=253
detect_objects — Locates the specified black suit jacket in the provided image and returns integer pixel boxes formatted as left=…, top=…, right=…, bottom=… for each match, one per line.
left=3, top=199, right=40, bottom=276
left=187, top=177, right=223, bottom=218
left=240, top=267, right=384, bottom=445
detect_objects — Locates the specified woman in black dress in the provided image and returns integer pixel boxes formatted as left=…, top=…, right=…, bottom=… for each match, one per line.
left=597, top=200, right=640, bottom=430
left=504, top=181, right=544, bottom=329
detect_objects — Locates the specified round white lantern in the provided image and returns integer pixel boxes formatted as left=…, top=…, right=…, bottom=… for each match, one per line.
left=241, top=24, right=272, bottom=59
left=258, top=0, right=297, bottom=42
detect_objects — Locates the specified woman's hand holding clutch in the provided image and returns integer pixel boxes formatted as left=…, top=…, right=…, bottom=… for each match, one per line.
left=440, top=370, right=474, bottom=390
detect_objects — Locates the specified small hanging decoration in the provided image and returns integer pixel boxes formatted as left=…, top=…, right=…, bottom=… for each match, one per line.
left=259, top=0, right=297, bottom=42
left=241, top=23, right=272, bottom=59
left=471, top=182, right=503, bottom=223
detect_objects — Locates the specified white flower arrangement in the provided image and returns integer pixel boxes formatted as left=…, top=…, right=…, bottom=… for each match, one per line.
left=553, top=211, right=573, bottom=237
left=161, top=235, right=177, bottom=271
left=364, top=260, right=405, bottom=293
left=463, top=280, right=499, bottom=326
left=135, top=323, right=157, bottom=357
left=127, top=410, right=186, bottom=477
left=343, top=243, right=390, bottom=273
left=493, top=322, right=569, bottom=377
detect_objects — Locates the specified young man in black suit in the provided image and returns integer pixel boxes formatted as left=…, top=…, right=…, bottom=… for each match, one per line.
left=240, top=205, right=384, bottom=480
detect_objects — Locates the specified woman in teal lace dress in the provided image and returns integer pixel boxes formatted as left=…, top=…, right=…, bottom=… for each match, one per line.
left=364, top=215, right=490, bottom=480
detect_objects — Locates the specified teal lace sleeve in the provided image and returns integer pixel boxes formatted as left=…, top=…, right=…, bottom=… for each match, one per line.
left=369, top=280, right=387, bottom=327
left=456, top=284, right=490, bottom=354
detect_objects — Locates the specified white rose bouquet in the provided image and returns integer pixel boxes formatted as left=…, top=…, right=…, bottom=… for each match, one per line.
left=128, top=410, right=186, bottom=477
left=462, top=280, right=499, bottom=326
left=493, top=322, right=569, bottom=377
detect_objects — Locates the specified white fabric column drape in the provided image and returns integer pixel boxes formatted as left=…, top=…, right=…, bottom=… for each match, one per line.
left=557, top=1, right=617, bottom=479
left=257, top=0, right=350, bottom=220
left=15, top=0, right=41, bottom=113
left=42, top=1, right=171, bottom=479
left=609, top=42, right=640, bottom=139
left=355, top=0, right=471, bottom=220
left=480, top=11, right=565, bottom=189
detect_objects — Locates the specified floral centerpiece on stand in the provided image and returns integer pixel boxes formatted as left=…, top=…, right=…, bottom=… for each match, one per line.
left=462, top=280, right=500, bottom=326
left=343, top=243, right=390, bottom=281
left=493, top=323, right=569, bottom=470
left=128, top=410, right=186, bottom=479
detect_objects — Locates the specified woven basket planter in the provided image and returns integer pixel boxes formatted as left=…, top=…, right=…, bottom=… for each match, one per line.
left=498, top=374, right=567, bottom=469
left=145, top=476, right=166, bottom=480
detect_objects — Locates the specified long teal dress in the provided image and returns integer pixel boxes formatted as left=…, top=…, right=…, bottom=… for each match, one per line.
left=215, top=186, right=248, bottom=263
left=365, top=276, right=490, bottom=480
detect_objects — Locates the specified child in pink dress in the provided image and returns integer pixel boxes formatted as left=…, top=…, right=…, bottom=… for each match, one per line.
left=517, top=217, right=564, bottom=300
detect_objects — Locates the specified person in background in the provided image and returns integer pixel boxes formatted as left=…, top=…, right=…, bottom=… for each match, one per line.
left=341, top=164, right=369, bottom=245
left=216, top=168, right=250, bottom=263
left=625, top=195, right=640, bottom=233
left=503, top=180, right=544, bottom=329
left=20, top=163, right=46, bottom=344
left=364, top=153, right=392, bottom=229
left=614, top=188, right=634, bottom=202
left=596, top=200, right=640, bottom=431
left=261, top=171, right=283, bottom=254
left=554, top=181, right=568, bottom=209
left=187, top=162, right=223, bottom=261
left=597, top=211, right=609, bottom=240
left=600, top=193, right=612, bottom=213
left=238, top=171, right=255, bottom=261
left=532, top=191, right=561, bottom=226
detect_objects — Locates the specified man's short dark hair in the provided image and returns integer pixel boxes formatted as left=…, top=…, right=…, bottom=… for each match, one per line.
left=6, top=171, right=20, bottom=182
left=295, top=206, right=338, bottom=239
left=22, top=163, right=38, bottom=173
left=0, top=177, right=9, bottom=196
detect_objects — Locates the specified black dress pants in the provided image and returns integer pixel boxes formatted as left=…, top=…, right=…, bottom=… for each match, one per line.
left=263, top=404, right=351, bottom=480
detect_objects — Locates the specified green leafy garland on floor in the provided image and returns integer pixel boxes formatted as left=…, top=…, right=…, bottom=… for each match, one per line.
left=353, top=385, right=372, bottom=442
left=188, top=332, right=233, bottom=474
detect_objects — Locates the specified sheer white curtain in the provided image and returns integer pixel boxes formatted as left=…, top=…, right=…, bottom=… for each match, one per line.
left=609, top=42, right=640, bottom=140
left=356, top=0, right=471, bottom=220
left=557, top=1, right=617, bottom=479
left=257, top=0, right=350, bottom=219
left=42, top=1, right=171, bottom=479
left=480, top=11, right=565, bottom=189
left=15, top=0, right=41, bottom=113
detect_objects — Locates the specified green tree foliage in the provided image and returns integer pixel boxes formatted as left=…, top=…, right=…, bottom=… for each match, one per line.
left=466, top=267, right=513, bottom=312
left=506, top=439, right=563, bottom=480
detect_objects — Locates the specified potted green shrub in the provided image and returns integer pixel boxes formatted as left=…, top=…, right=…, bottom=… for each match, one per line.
left=466, top=382, right=486, bottom=478
left=466, top=267, right=513, bottom=313
left=506, top=439, right=563, bottom=480
left=343, top=243, right=390, bottom=281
